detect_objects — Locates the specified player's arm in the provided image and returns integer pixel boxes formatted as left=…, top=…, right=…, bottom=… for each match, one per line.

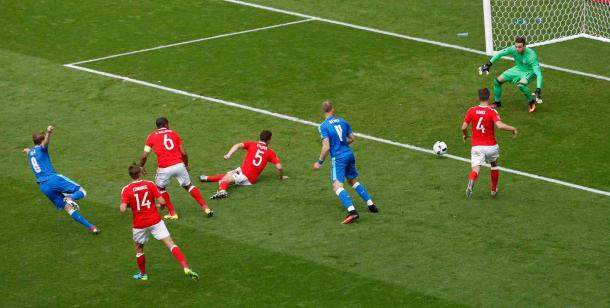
left=495, top=121, right=517, bottom=138
left=179, top=144, right=190, bottom=170
left=155, top=196, right=166, bottom=209
left=480, top=47, right=513, bottom=75
left=119, top=202, right=128, bottom=213
left=224, top=142, right=245, bottom=160
left=461, top=122, right=470, bottom=142
left=313, top=138, right=330, bottom=170
left=41, top=125, right=53, bottom=148
left=532, top=56, right=543, bottom=101
left=346, top=133, right=355, bottom=144
left=275, top=163, right=288, bottom=180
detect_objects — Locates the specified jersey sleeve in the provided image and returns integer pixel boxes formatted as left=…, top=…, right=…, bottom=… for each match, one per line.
left=463, top=109, right=472, bottom=123
left=120, top=188, right=130, bottom=204
left=174, top=132, right=183, bottom=146
left=491, top=110, right=501, bottom=122
left=490, top=46, right=514, bottom=63
left=318, top=124, right=328, bottom=140
left=243, top=141, right=252, bottom=150
left=344, top=121, right=352, bottom=136
left=144, top=134, right=153, bottom=152
left=268, top=150, right=280, bottom=164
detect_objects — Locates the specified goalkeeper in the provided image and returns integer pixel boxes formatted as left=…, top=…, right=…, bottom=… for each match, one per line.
left=479, top=37, right=543, bottom=113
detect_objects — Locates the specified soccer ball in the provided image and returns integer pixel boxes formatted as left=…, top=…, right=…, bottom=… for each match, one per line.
left=432, top=141, right=448, bottom=155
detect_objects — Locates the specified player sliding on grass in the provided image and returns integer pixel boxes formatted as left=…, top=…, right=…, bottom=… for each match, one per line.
left=199, top=130, right=287, bottom=199
left=140, top=117, right=213, bottom=220
left=462, top=88, right=517, bottom=198
left=23, top=125, right=100, bottom=234
left=120, top=165, right=199, bottom=281
left=479, top=36, right=544, bottom=113
left=313, top=101, right=378, bottom=224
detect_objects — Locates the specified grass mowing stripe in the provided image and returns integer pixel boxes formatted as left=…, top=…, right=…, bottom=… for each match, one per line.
left=64, top=64, right=610, bottom=198
left=222, top=0, right=610, bottom=82
left=68, top=18, right=315, bottom=66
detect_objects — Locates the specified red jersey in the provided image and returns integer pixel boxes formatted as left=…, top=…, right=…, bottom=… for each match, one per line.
left=239, top=141, right=280, bottom=184
left=464, top=105, right=501, bottom=146
left=121, top=180, right=162, bottom=228
left=144, top=128, right=183, bottom=168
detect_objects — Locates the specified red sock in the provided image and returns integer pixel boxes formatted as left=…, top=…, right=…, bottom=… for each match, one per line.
left=161, top=191, right=176, bottom=215
left=136, top=253, right=146, bottom=275
left=206, top=174, right=225, bottom=182
left=170, top=245, right=188, bottom=268
left=188, top=186, right=208, bottom=209
left=468, top=170, right=479, bottom=181
left=219, top=181, right=230, bottom=191
left=491, top=168, right=499, bottom=191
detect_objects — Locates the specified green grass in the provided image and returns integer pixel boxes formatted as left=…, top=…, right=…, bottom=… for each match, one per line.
left=1, top=1, right=610, bottom=307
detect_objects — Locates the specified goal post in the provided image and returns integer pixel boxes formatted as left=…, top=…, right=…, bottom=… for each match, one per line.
left=483, top=0, right=610, bottom=55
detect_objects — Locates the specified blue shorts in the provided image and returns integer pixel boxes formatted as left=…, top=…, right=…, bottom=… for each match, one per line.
left=38, top=175, right=81, bottom=209
left=330, top=152, right=359, bottom=183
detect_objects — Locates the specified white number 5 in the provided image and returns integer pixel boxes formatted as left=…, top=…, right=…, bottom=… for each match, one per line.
left=252, top=150, right=264, bottom=166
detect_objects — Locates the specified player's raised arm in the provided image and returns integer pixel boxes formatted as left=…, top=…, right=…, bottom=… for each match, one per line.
left=313, top=138, right=330, bottom=170
left=40, top=125, right=53, bottom=148
left=224, top=142, right=245, bottom=160
left=495, top=121, right=518, bottom=138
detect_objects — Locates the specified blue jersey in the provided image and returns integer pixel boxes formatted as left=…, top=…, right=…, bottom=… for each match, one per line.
left=318, top=116, right=353, bottom=157
left=28, top=145, right=57, bottom=183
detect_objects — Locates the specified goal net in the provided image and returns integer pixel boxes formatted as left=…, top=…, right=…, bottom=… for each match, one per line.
left=483, top=0, right=610, bottom=54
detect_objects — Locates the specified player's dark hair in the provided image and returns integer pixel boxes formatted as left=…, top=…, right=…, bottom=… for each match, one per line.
left=32, top=132, right=44, bottom=145
left=260, top=130, right=272, bottom=142
left=156, top=117, right=169, bottom=128
left=478, top=88, right=491, bottom=102
left=322, top=100, right=333, bottom=113
left=515, top=36, right=526, bottom=45
left=129, top=165, right=143, bottom=179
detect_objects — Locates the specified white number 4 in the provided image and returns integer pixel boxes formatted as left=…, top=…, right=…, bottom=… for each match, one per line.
left=476, top=117, right=486, bottom=134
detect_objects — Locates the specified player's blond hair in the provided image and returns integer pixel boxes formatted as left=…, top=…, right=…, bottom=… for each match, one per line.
left=322, top=100, right=334, bottom=113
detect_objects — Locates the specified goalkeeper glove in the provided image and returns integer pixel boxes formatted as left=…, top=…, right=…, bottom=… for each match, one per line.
left=534, top=88, right=542, bottom=104
left=479, top=62, right=492, bottom=75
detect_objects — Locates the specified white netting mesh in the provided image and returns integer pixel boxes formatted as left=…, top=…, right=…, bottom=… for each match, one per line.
left=489, top=0, right=609, bottom=51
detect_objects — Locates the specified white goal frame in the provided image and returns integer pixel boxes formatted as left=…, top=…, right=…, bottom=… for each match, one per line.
left=483, top=0, right=610, bottom=55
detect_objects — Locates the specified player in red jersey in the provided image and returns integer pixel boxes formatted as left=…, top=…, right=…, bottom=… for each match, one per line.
left=198, top=130, right=287, bottom=199
left=140, top=117, right=213, bottom=219
left=120, top=165, right=199, bottom=281
left=462, top=88, right=517, bottom=198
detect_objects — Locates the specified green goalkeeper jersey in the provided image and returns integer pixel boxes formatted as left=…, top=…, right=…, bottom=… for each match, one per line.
left=490, top=46, right=543, bottom=88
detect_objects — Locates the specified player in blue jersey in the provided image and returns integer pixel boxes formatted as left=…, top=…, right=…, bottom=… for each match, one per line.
left=313, top=101, right=378, bottom=224
left=23, top=125, right=100, bottom=234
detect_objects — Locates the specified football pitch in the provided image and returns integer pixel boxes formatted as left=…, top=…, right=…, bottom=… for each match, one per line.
left=2, top=1, right=609, bottom=306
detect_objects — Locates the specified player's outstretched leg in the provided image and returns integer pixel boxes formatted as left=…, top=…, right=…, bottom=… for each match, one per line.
left=199, top=174, right=224, bottom=182
left=349, top=179, right=378, bottom=213
left=492, top=78, right=503, bottom=108
left=64, top=203, right=99, bottom=234
left=211, top=174, right=233, bottom=200
left=162, top=238, right=199, bottom=281
left=184, top=184, right=213, bottom=217
left=466, top=169, right=479, bottom=198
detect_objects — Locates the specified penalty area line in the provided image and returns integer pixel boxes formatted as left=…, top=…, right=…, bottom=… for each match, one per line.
left=67, top=18, right=316, bottom=66
left=63, top=63, right=610, bottom=198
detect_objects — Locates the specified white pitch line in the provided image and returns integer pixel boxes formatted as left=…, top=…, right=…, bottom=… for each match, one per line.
left=222, top=0, right=610, bottom=82
left=64, top=63, right=610, bottom=198
left=67, top=18, right=316, bottom=66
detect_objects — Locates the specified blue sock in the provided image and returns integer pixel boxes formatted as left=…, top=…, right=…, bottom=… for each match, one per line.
left=335, top=188, right=353, bottom=210
left=352, top=182, right=372, bottom=204
left=71, top=190, right=85, bottom=201
left=70, top=210, right=94, bottom=229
